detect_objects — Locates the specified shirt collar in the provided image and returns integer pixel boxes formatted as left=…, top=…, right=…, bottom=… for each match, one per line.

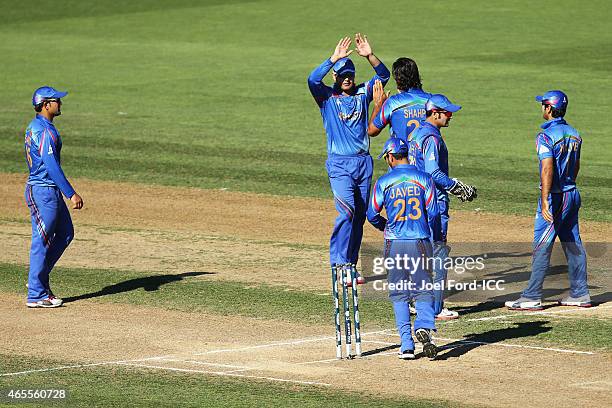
left=35, top=114, right=53, bottom=126
left=394, top=164, right=415, bottom=169
left=540, top=117, right=566, bottom=129
left=421, top=121, right=440, bottom=133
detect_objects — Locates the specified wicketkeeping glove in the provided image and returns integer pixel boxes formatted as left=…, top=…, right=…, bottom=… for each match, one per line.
left=449, top=178, right=478, bottom=202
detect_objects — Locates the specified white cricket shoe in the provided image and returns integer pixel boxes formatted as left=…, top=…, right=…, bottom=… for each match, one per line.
left=505, top=297, right=543, bottom=311
left=435, top=308, right=459, bottom=320
left=559, top=295, right=591, bottom=308
left=26, top=296, right=63, bottom=308
left=398, top=349, right=415, bottom=360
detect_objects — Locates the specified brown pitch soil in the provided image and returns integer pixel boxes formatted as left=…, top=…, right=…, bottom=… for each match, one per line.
left=1, top=173, right=611, bottom=408
left=1, top=292, right=611, bottom=408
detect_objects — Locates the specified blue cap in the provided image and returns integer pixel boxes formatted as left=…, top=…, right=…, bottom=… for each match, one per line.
left=332, top=58, right=355, bottom=76
left=535, top=90, right=568, bottom=111
left=32, top=86, right=68, bottom=106
left=377, top=137, right=409, bottom=159
left=425, top=94, right=461, bottom=112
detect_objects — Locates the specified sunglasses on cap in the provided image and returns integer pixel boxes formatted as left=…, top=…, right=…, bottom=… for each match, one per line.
left=433, top=110, right=452, bottom=118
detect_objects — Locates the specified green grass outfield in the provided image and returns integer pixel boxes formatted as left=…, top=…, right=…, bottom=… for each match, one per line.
left=0, top=355, right=462, bottom=408
left=1, top=263, right=609, bottom=352
left=0, top=0, right=611, bottom=221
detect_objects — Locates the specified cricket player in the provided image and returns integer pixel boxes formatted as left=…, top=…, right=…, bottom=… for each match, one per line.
left=307, top=34, right=390, bottom=278
left=409, top=94, right=477, bottom=320
left=367, top=138, right=440, bottom=359
left=367, top=57, right=431, bottom=142
left=506, top=90, right=590, bottom=310
left=24, top=86, right=83, bottom=308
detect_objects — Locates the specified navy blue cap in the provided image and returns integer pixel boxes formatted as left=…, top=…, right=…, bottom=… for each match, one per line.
left=536, top=90, right=568, bottom=111
left=425, top=94, right=461, bottom=113
left=332, top=58, right=355, bottom=76
left=32, top=86, right=68, bottom=106
left=377, top=137, right=409, bottom=159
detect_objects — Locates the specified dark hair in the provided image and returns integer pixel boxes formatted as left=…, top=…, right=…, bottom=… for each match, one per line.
left=390, top=152, right=408, bottom=160
left=551, top=107, right=565, bottom=118
left=34, top=103, right=44, bottom=112
left=392, top=57, right=422, bottom=91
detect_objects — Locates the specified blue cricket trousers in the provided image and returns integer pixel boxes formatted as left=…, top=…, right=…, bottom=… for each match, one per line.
left=25, top=185, right=74, bottom=302
left=432, top=200, right=449, bottom=315
left=385, top=239, right=436, bottom=352
left=326, top=153, right=373, bottom=266
left=522, top=189, right=588, bottom=300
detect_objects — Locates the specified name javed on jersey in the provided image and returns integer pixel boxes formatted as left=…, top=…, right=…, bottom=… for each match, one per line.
left=389, top=185, right=421, bottom=199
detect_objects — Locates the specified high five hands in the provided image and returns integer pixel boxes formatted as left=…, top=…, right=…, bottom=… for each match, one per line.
left=373, top=79, right=390, bottom=108
left=331, top=33, right=373, bottom=63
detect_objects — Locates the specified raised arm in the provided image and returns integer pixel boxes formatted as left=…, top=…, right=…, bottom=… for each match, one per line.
left=367, top=179, right=387, bottom=231
left=307, top=37, right=353, bottom=105
left=355, top=33, right=390, bottom=102
left=368, top=79, right=390, bottom=137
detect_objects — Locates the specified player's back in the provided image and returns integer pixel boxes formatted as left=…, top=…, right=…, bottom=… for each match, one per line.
left=25, top=116, right=62, bottom=186
left=538, top=119, right=581, bottom=193
left=377, top=164, right=435, bottom=240
left=383, top=89, right=431, bottom=142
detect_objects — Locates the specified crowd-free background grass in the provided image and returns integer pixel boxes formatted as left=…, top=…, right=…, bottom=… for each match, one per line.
left=1, top=0, right=610, bottom=220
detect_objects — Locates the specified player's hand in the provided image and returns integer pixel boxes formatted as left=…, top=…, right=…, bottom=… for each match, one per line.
left=70, top=193, right=84, bottom=210
left=541, top=199, right=553, bottom=223
left=449, top=179, right=477, bottom=202
left=355, top=33, right=372, bottom=57
left=373, top=80, right=389, bottom=108
left=331, top=37, right=353, bottom=63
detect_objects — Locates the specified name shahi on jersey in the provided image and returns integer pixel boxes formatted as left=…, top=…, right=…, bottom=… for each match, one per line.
left=404, top=108, right=426, bottom=119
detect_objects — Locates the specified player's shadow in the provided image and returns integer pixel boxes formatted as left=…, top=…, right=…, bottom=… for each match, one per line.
left=63, top=271, right=214, bottom=303
left=361, top=343, right=399, bottom=357
left=435, top=321, right=551, bottom=360
left=450, top=264, right=579, bottom=315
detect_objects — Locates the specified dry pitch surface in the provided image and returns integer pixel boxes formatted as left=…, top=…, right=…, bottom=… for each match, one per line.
left=1, top=173, right=611, bottom=408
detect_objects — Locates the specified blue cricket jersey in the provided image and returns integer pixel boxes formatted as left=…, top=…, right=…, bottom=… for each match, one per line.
left=371, top=88, right=431, bottom=142
left=367, top=164, right=441, bottom=241
left=536, top=118, right=582, bottom=193
left=408, top=121, right=454, bottom=202
left=24, top=114, right=75, bottom=198
left=308, top=58, right=390, bottom=156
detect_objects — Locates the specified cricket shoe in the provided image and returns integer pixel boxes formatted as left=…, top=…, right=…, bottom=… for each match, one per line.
left=415, top=328, right=438, bottom=359
left=559, top=295, right=592, bottom=308
left=26, top=296, right=63, bottom=308
left=505, top=297, right=543, bottom=311
left=435, top=308, right=459, bottom=320
left=398, top=349, right=415, bottom=360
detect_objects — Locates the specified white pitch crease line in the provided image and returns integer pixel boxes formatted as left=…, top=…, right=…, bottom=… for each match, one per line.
left=192, top=329, right=393, bottom=356
left=116, top=362, right=331, bottom=386
left=377, top=332, right=595, bottom=355
left=158, top=358, right=250, bottom=370
left=434, top=337, right=595, bottom=355
left=463, top=305, right=611, bottom=322
left=361, top=340, right=398, bottom=346
left=0, top=356, right=173, bottom=377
